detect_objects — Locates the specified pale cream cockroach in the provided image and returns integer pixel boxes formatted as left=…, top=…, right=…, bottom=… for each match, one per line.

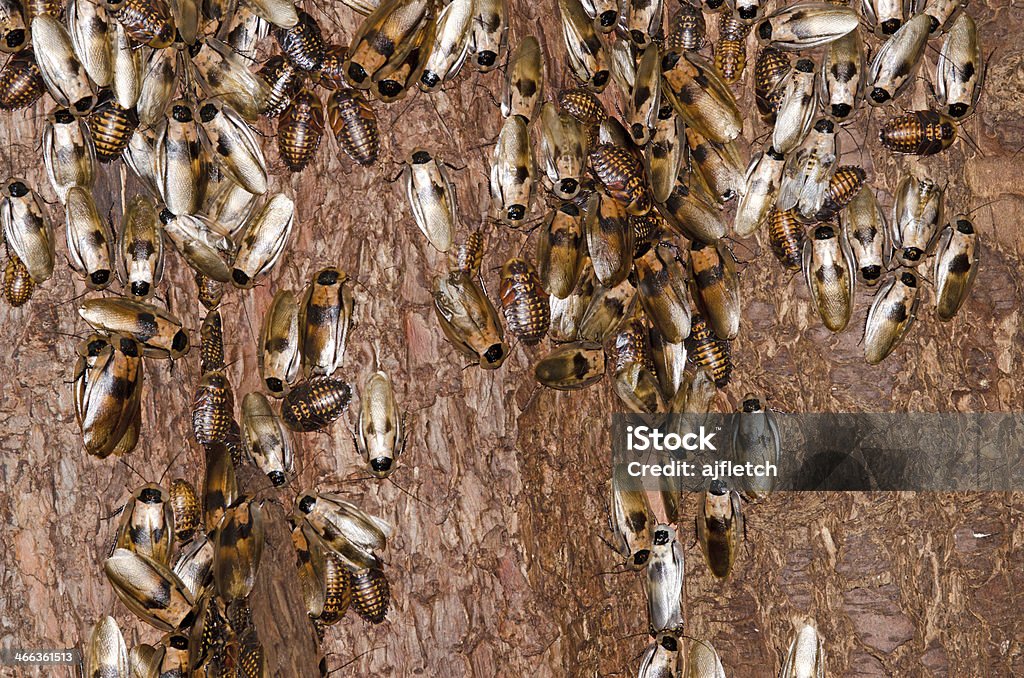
left=241, top=391, right=294, bottom=486
left=559, top=0, right=610, bottom=91
left=890, top=174, right=943, bottom=267
left=755, top=3, right=859, bottom=50
left=868, top=13, right=930, bottom=105
left=861, top=0, right=905, bottom=36
left=65, top=185, right=114, bottom=289
left=136, top=45, right=178, bottom=127
left=612, top=359, right=666, bottom=414
left=779, top=620, right=826, bottom=678
left=155, top=101, right=205, bottom=217
left=731, top=394, right=781, bottom=497
left=645, top=523, right=684, bottom=636
left=609, top=471, right=653, bottom=568
left=259, top=289, right=301, bottom=396
left=231, top=192, right=294, bottom=289
left=688, top=638, right=727, bottom=678
left=628, top=43, right=661, bottom=147
left=189, top=36, right=271, bottom=120
left=538, top=102, right=587, bottom=201
left=78, top=296, right=190, bottom=358
left=85, top=616, right=129, bottom=678
left=343, top=0, right=433, bottom=88
left=43, top=107, right=95, bottom=204
left=933, top=215, right=979, bottom=322
left=104, top=548, right=196, bottom=631
left=777, top=118, right=838, bottom=220
left=638, top=633, right=680, bottom=678
left=294, top=492, right=392, bottom=571
left=502, top=35, right=543, bottom=121
left=648, top=323, right=687, bottom=402
left=432, top=269, right=508, bottom=369
left=418, top=0, right=473, bottom=91
left=114, top=483, right=175, bottom=566
left=300, top=267, right=355, bottom=377
left=685, top=126, right=745, bottom=204
left=771, top=57, right=817, bottom=155
left=916, top=0, right=965, bottom=34
left=803, top=222, right=855, bottom=332
left=548, top=259, right=595, bottom=342
left=405, top=149, right=457, bottom=253
left=67, top=0, right=112, bottom=87
left=734, top=146, right=786, bottom=237
left=159, top=210, right=236, bottom=283
left=489, top=113, right=534, bottom=226
left=111, top=22, right=142, bottom=109
left=172, top=533, right=214, bottom=599
left=197, top=98, right=268, bottom=196
left=863, top=269, right=920, bottom=364
left=1, top=178, right=54, bottom=283
left=246, top=0, right=299, bottom=28
left=935, top=11, right=983, bottom=119
left=626, top=0, right=664, bottom=46
left=819, top=28, right=863, bottom=121
left=355, top=366, right=406, bottom=478
left=607, top=29, right=636, bottom=94
left=468, top=0, right=508, bottom=73
left=840, top=186, right=889, bottom=286
left=118, top=194, right=164, bottom=298
left=204, top=174, right=261, bottom=237
left=31, top=14, right=95, bottom=114
left=645, top=104, right=686, bottom=205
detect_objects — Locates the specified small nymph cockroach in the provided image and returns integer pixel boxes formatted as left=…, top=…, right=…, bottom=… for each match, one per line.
left=356, top=367, right=405, bottom=478
left=772, top=58, right=817, bottom=155
left=300, top=267, right=354, bottom=377
left=420, top=0, right=472, bottom=91
left=260, top=289, right=301, bottom=396
left=199, top=309, right=225, bottom=375
left=660, top=178, right=727, bottom=244
left=68, top=0, right=112, bottom=87
left=639, top=634, right=680, bottom=678
left=628, top=44, right=661, bottom=146
left=586, top=191, right=634, bottom=287
left=350, top=567, right=390, bottom=624
left=197, top=99, right=268, bottom=196
left=278, top=87, right=324, bottom=172
left=559, top=0, right=609, bottom=91
left=213, top=496, right=265, bottom=602
left=685, top=126, right=745, bottom=204
left=646, top=524, right=684, bottom=636
left=735, top=146, right=786, bottom=237
left=819, top=29, right=863, bottom=120
left=490, top=114, right=535, bottom=226
left=936, top=12, right=982, bottom=119
left=803, top=223, right=855, bottom=332
left=778, top=118, right=838, bottom=220
left=192, top=371, right=235, bottom=446
left=861, top=0, right=904, bottom=36
left=231, top=193, right=294, bottom=288
left=879, top=110, right=957, bottom=156
left=731, top=395, right=780, bottom=497
left=105, top=548, right=196, bottom=631
left=468, top=0, right=508, bottom=72
left=863, top=269, right=920, bottom=364
left=258, top=55, right=299, bottom=118
left=768, top=206, right=806, bottom=272
left=714, top=11, right=751, bottom=85
left=282, top=376, right=353, bottom=432
left=43, top=106, right=95, bottom=204
left=274, top=9, right=324, bottom=72
left=104, top=0, right=176, bottom=48
left=661, top=50, right=742, bottom=144
left=433, top=269, right=508, bottom=368
left=318, top=553, right=353, bottom=625
left=89, top=94, right=139, bottom=164
left=666, top=1, right=707, bottom=52
left=814, top=165, right=866, bottom=222
left=754, top=46, right=790, bottom=122
left=534, top=341, right=605, bottom=390
left=295, top=492, right=392, bottom=570
left=779, top=621, right=826, bottom=678
left=0, top=48, right=44, bottom=110
left=755, top=3, right=859, bottom=50
left=452, top=229, right=485, bottom=278
left=3, top=253, right=33, bottom=306
left=405, top=149, right=457, bottom=252
left=696, top=479, right=743, bottom=578
left=538, top=101, right=587, bottom=201
left=65, top=186, right=114, bottom=289
left=1, top=178, right=53, bottom=283
left=609, top=473, right=653, bottom=567
left=557, top=87, right=606, bottom=127
left=636, top=242, right=691, bottom=344
left=499, top=257, right=550, bottom=345
left=344, top=0, right=433, bottom=87
left=74, top=334, right=143, bottom=459
left=115, top=483, right=174, bottom=566
left=841, top=187, right=888, bottom=285
left=933, top=216, right=978, bottom=322
left=31, top=14, right=95, bottom=114
left=328, top=88, right=380, bottom=166
left=169, top=478, right=201, bottom=543
left=160, top=211, right=235, bottom=283
left=195, top=272, right=224, bottom=311
left=689, top=240, right=740, bottom=340
left=891, top=175, right=943, bottom=267
left=85, top=616, right=129, bottom=678
left=646, top=104, right=685, bottom=204
left=110, top=22, right=141, bottom=109
left=242, top=392, right=293, bottom=486
left=610, top=312, right=652, bottom=374
left=118, top=195, right=163, bottom=298
left=685, top=312, right=731, bottom=387
left=868, top=13, right=929, bottom=105
left=590, top=144, right=651, bottom=216
left=503, top=36, right=544, bottom=121
left=537, top=202, right=584, bottom=299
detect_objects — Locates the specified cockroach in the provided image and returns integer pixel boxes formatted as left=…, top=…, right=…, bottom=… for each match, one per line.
left=646, top=524, right=684, bottom=636
left=715, top=11, right=751, bottom=85
left=780, top=622, right=826, bottom=678
left=24, top=0, right=63, bottom=21
left=891, top=175, right=943, bottom=267
left=452, top=229, right=484, bottom=278
left=190, top=37, right=271, bottom=120
left=661, top=51, right=742, bottom=144
left=405, top=149, right=457, bottom=252
left=245, top=0, right=299, bottom=28
left=199, top=309, right=224, bottom=375
left=538, top=102, right=587, bottom=201
left=236, top=628, right=266, bottom=678
left=156, top=632, right=190, bottom=678
left=258, top=55, right=299, bottom=118
left=192, top=371, right=235, bottom=446
left=627, top=0, right=663, bottom=46
left=213, top=496, right=265, bottom=602
left=328, top=89, right=379, bottom=167
left=290, top=517, right=327, bottom=619
left=863, top=269, right=920, bottom=364
left=731, top=395, right=780, bottom=497
left=241, top=392, right=293, bottom=486
left=43, top=107, right=95, bottom=204
left=686, top=313, right=731, bottom=387
left=231, top=193, right=294, bottom=288
left=73, top=334, right=144, bottom=458
left=278, top=87, right=324, bottom=172
left=936, top=12, right=982, bottom=119
left=0, top=0, right=26, bottom=54
left=499, top=257, right=550, bottom=345
left=115, top=483, right=174, bottom=566
left=468, top=0, right=508, bottom=72
left=419, top=0, right=472, bottom=90
left=631, top=212, right=663, bottom=258
left=274, top=9, right=324, bottom=72
left=344, top=0, right=434, bottom=87
left=155, top=101, right=204, bottom=216
left=666, top=1, right=707, bottom=52
left=645, top=105, right=685, bottom=205
left=586, top=191, right=633, bottom=287
left=639, top=634, right=680, bottom=678
left=841, top=187, right=888, bottom=285
left=204, top=176, right=258, bottom=237
left=756, top=3, right=858, bottom=50
left=688, top=240, right=740, bottom=340
left=819, top=29, right=863, bottom=120
left=772, top=58, right=817, bottom=154
left=89, top=94, right=139, bottom=163
left=685, top=127, right=745, bottom=204
left=778, top=118, right=838, bottom=220
left=369, top=12, right=436, bottom=104
left=259, top=289, right=301, bottom=396
left=868, top=13, right=929, bottom=105
left=105, top=548, right=196, bottom=631
left=295, top=492, right=392, bottom=570
left=2, top=179, right=53, bottom=284
left=318, top=43, right=347, bottom=90
left=197, top=99, right=268, bottom=196
left=350, top=567, right=389, bottom=624
left=118, top=194, right=163, bottom=298
left=559, top=0, right=609, bottom=91
left=127, top=643, right=162, bottom=678
left=503, top=36, right=543, bottom=121
left=160, top=211, right=235, bottom=284
left=557, top=87, right=606, bottom=127
left=0, top=48, right=44, bottom=110
left=356, top=368, right=405, bottom=478
left=3, top=252, right=33, bottom=306
left=879, top=110, right=957, bottom=156
left=203, top=440, right=238, bottom=533
left=300, top=267, right=354, bottom=377
left=490, top=113, right=534, bottom=226
left=635, top=243, right=691, bottom=343
left=689, top=638, right=727, bottom=677
left=65, top=186, right=114, bottom=289
left=590, top=144, right=651, bottom=216
left=433, top=269, right=508, bottom=368
left=610, top=311, right=652, bottom=373
left=918, top=0, right=965, bottom=34
left=67, top=0, right=112, bottom=88
left=659, top=178, right=728, bottom=244
left=110, top=22, right=140, bottom=109
left=31, top=14, right=95, bottom=114
left=613, top=359, right=666, bottom=414
left=86, top=616, right=129, bottom=678
left=169, top=478, right=201, bottom=543
left=548, top=274, right=592, bottom=344
left=673, top=364, right=721, bottom=423
left=282, top=376, right=353, bottom=432
left=648, top=324, right=687, bottom=401
left=169, top=0, right=199, bottom=44
left=768, top=206, right=806, bottom=271
left=803, top=223, right=855, bottom=332
left=608, top=33, right=637, bottom=94
left=534, top=341, right=605, bottom=390
left=136, top=46, right=176, bottom=128
left=628, top=44, right=661, bottom=147
left=609, top=473, right=653, bottom=567
left=104, top=0, right=176, bottom=48
left=195, top=272, right=224, bottom=310
left=579, top=272, right=638, bottom=342
left=537, top=203, right=584, bottom=299
left=754, top=46, right=790, bottom=122
left=862, top=0, right=904, bottom=35
left=735, top=146, right=786, bottom=237
left=318, top=553, right=352, bottom=625
left=933, top=216, right=978, bottom=321
left=814, top=165, right=866, bottom=222
left=696, top=479, right=742, bottom=578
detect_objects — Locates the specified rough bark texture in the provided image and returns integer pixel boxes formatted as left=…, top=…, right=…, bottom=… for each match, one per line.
left=0, top=2, right=1022, bottom=677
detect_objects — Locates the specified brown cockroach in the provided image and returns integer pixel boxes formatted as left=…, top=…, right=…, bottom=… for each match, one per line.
left=327, top=88, right=379, bottom=167
left=199, top=309, right=224, bottom=375
left=349, top=567, right=390, bottom=624
left=89, top=94, right=139, bottom=163
left=768, top=206, right=806, bottom=271
left=169, top=478, right=201, bottom=543
left=192, top=371, right=235, bottom=445
left=814, top=166, right=867, bottom=222
left=3, top=252, right=33, bottom=306
left=0, top=48, right=44, bottom=110
left=258, top=55, right=300, bottom=118
left=685, top=312, right=731, bottom=387
left=282, top=376, right=353, bottom=432
left=104, top=0, right=176, bottom=48
left=879, top=110, right=957, bottom=156
left=589, top=143, right=652, bottom=216
left=499, top=257, right=550, bottom=345
left=277, top=86, right=324, bottom=172
left=274, top=8, right=325, bottom=72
